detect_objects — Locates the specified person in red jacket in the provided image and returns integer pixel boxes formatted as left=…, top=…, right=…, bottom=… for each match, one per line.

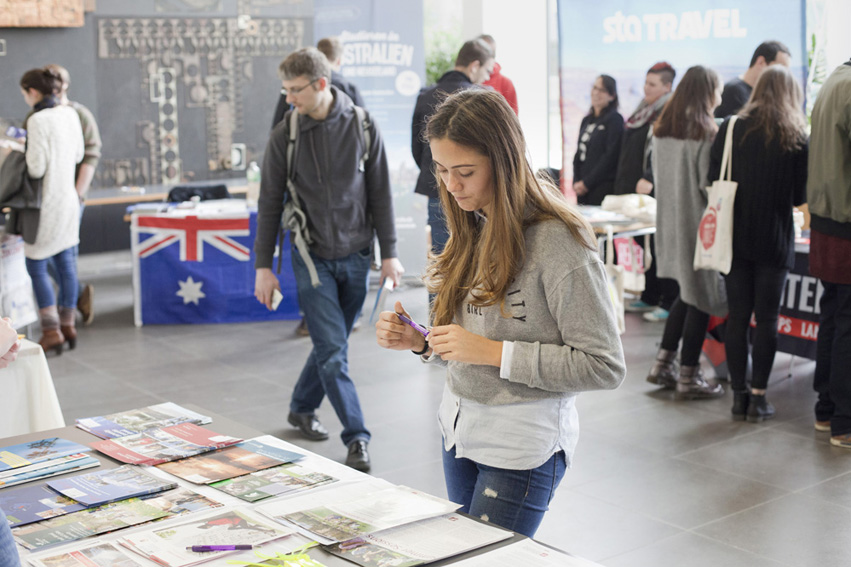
left=478, top=35, right=518, bottom=115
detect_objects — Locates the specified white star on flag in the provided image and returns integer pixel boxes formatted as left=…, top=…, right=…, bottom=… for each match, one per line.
left=176, top=276, right=206, bottom=305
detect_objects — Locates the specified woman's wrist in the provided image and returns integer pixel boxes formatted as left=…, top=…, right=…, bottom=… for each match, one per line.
left=411, top=335, right=429, bottom=356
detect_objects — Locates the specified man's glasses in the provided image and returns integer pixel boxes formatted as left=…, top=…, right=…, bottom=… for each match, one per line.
left=281, top=78, right=319, bottom=96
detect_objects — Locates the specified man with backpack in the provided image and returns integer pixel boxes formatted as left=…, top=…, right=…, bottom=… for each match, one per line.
left=254, top=48, right=403, bottom=472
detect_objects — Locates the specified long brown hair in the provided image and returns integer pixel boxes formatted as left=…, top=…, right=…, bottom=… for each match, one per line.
left=653, top=65, right=720, bottom=141
left=738, top=65, right=807, bottom=153
left=424, top=89, right=595, bottom=326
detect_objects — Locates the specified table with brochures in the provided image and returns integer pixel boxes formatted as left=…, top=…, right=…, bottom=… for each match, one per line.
left=0, top=339, right=64, bottom=438
left=0, top=405, right=600, bottom=567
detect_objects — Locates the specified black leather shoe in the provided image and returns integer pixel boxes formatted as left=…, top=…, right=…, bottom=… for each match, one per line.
left=287, top=412, right=329, bottom=441
left=346, top=440, right=371, bottom=472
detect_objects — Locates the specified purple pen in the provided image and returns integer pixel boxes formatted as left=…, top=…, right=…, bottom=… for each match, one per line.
left=397, top=313, right=429, bottom=338
left=187, top=545, right=254, bottom=552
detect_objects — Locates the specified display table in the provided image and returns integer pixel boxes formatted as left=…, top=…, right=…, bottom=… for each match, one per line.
left=130, top=201, right=299, bottom=326
left=0, top=339, right=65, bottom=437
left=0, top=407, right=594, bottom=567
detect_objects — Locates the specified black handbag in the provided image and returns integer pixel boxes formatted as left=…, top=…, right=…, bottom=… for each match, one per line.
left=0, top=151, right=42, bottom=244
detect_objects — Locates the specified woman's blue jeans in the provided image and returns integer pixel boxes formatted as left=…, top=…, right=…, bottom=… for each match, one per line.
left=442, top=446, right=566, bottom=538
left=0, top=513, right=20, bottom=567
left=25, top=247, right=78, bottom=309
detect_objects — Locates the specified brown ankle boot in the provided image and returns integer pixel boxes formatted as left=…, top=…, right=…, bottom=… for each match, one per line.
left=674, top=365, right=724, bottom=400
left=647, top=348, right=678, bottom=389
left=60, top=325, right=77, bottom=350
left=39, top=328, right=65, bottom=356
left=59, top=306, right=77, bottom=350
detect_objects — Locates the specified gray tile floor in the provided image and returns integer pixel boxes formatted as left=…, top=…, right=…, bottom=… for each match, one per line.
left=39, top=252, right=850, bottom=567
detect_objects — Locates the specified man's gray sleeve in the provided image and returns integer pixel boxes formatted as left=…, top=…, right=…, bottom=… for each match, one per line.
left=364, top=120, right=398, bottom=259
left=254, top=122, right=289, bottom=269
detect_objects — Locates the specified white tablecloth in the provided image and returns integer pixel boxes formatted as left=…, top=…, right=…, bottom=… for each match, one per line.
left=0, top=338, right=65, bottom=437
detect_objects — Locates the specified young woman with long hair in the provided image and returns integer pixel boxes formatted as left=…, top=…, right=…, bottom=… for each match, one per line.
left=572, top=74, right=624, bottom=206
left=19, top=67, right=84, bottom=355
left=375, top=89, right=625, bottom=537
left=709, top=65, right=808, bottom=422
left=646, top=65, right=727, bottom=399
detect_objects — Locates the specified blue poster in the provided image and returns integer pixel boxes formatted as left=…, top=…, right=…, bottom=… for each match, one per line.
left=314, top=0, right=427, bottom=277
left=557, top=0, right=806, bottom=186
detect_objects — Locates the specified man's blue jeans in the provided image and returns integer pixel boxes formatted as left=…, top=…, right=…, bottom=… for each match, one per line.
left=25, top=247, right=78, bottom=309
left=427, top=197, right=449, bottom=255
left=290, top=247, right=371, bottom=446
left=442, top=446, right=566, bottom=538
left=814, top=281, right=851, bottom=436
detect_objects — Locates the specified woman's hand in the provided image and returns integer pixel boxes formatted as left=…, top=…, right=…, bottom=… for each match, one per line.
left=375, top=301, right=427, bottom=353
left=428, top=324, right=502, bottom=367
left=0, top=318, right=20, bottom=369
left=573, top=180, right=588, bottom=196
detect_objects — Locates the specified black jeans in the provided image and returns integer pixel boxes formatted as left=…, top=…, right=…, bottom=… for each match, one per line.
left=640, top=235, right=679, bottom=310
left=723, top=258, right=788, bottom=392
left=660, top=297, right=710, bottom=366
left=814, top=281, right=851, bottom=436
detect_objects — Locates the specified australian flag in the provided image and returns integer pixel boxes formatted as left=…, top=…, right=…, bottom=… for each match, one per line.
left=131, top=209, right=299, bottom=325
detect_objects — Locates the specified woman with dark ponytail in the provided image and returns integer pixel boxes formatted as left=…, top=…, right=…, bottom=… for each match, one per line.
left=19, top=67, right=84, bottom=355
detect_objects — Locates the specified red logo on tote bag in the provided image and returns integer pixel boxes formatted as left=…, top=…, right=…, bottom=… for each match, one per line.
left=699, top=208, right=717, bottom=250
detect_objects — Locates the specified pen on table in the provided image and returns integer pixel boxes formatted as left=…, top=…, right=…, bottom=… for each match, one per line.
left=186, top=545, right=255, bottom=552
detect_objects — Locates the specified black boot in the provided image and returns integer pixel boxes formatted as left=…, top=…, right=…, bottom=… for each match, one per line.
left=747, top=394, right=775, bottom=423
left=647, top=348, right=678, bottom=389
left=731, top=390, right=749, bottom=421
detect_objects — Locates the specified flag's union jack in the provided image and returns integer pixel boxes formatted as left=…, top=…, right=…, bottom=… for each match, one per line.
left=135, top=215, right=251, bottom=262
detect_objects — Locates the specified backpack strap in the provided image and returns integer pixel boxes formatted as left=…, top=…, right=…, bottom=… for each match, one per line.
left=278, top=109, right=321, bottom=287
left=353, top=105, right=371, bottom=172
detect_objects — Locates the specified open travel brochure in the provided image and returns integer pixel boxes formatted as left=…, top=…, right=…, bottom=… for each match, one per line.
left=89, top=423, right=242, bottom=466
left=0, top=483, right=85, bottom=528
left=75, top=403, right=212, bottom=439
left=325, top=513, right=513, bottom=567
left=118, top=508, right=293, bottom=567
left=156, top=438, right=303, bottom=484
left=210, top=461, right=337, bottom=502
left=449, top=538, right=602, bottom=566
left=257, top=481, right=460, bottom=544
left=12, top=487, right=223, bottom=551
left=47, top=465, right=177, bottom=507
left=26, top=541, right=148, bottom=567
left=0, top=438, right=90, bottom=473
left=0, top=454, right=100, bottom=489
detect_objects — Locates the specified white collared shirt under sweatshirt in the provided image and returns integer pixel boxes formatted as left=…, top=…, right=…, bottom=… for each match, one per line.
left=427, top=218, right=626, bottom=470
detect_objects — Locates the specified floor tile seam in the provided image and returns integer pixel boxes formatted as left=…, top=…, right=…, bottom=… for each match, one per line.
left=562, top=488, right=693, bottom=531
left=789, top=479, right=851, bottom=510
left=670, top=426, right=771, bottom=459
left=670, top=454, right=798, bottom=492
left=688, top=491, right=804, bottom=532
left=681, top=530, right=797, bottom=566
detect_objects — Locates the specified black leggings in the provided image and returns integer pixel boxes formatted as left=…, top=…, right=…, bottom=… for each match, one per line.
left=723, top=258, right=789, bottom=391
left=660, top=296, right=710, bottom=366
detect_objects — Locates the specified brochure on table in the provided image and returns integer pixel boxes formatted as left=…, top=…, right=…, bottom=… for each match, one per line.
left=89, top=424, right=242, bottom=466
left=47, top=465, right=177, bottom=507
left=450, top=538, right=602, bottom=566
left=325, top=512, right=513, bottom=567
left=76, top=403, right=212, bottom=440
left=0, top=438, right=90, bottom=472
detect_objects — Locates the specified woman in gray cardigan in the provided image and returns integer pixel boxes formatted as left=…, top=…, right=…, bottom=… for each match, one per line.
left=647, top=66, right=727, bottom=399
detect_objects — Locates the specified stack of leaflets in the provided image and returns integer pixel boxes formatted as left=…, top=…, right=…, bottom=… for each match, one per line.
left=210, top=462, right=337, bottom=502
left=47, top=465, right=177, bottom=507
left=76, top=403, right=212, bottom=439
left=448, top=538, right=603, bottom=566
left=0, top=483, right=86, bottom=528
left=0, top=438, right=99, bottom=488
left=90, top=423, right=242, bottom=466
left=119, top=508, right=293, bottom=567
left=257, top=482, right=461, bottom=544
left=12, top=488, right=223, bottom=551
left=156, top=439, right=303, bottom=484
left=27, top=542, right=148, bottom=567
left=325, top=513, right=513, bottom=567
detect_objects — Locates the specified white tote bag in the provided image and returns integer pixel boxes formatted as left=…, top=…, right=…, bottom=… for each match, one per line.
left=694, top=116, right=738, bottom=274
left=605, top=226, right=626, bottom=335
